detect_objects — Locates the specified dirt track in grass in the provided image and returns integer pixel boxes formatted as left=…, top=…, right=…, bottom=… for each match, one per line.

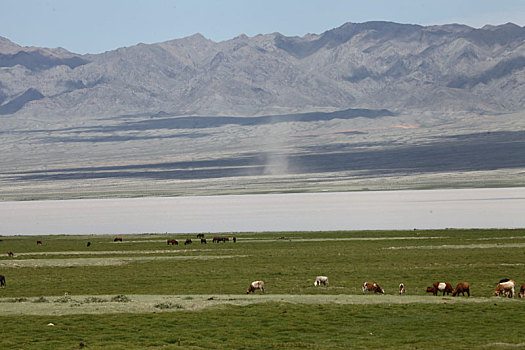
left=0, top=294, right=508, bottom=316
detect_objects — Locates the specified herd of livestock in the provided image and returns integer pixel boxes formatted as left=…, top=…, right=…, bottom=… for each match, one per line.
left=245, top=277, right=525, bottom=299
left=1, top=237, right=524, bottom=300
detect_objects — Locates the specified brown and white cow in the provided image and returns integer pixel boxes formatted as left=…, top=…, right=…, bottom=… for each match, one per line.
left=399, top=283, right=406, bottom=295
left=452, top=282, right=470, bottom=297
left=314, top=276, right=328, bottom=286
left=7, top=251, right=14, bottom=257
left=518, top=283, right=525, bottom=299
left=362, top=282, right=384, bottom=294
left=494, top=280, right=515, bottom=298
left=427, top=282, right=453, bottom=296
left=246, top=280, right=264, bottom=294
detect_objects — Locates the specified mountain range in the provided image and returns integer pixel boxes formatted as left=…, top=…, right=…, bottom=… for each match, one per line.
left=1, top=21, right=524, bottom=118
left=1, top=21, right=525, bottom=200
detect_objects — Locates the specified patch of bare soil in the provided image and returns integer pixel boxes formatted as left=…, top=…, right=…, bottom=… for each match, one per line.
left=0, top=255, right=246, bottom=268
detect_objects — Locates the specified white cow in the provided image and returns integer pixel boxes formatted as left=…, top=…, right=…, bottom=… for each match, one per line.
left=494, top=280, right=515, bottom=298
left=246, top=280, right=264, bottom=294
left=314, top=276, right=328, bottom=286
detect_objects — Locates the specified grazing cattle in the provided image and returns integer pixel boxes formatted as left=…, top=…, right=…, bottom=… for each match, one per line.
left=518, top=283, right=525, bottom=299
left=452, top=282, right=470, bottom=297
left=233, top=237, right=237, bottom=243
left=200, top=238, right=207, bottom=244
left=494, top=280, right=515, bottom=298
left=87, top=242, right=91, bottom=247
left=184, top=239, right=192, bottom=245
left=213, top=237, right=228, bottom=243
left=113, top=237, right=122, bottom=242
left=7, top=251, right=14, bottom=257
left=362, top=282, right=384, bottom=294
left=314, top=276, right=328, bottom=286
left=167, top=239, right=178, bottom=245
left=246, top=280, right=264, bottom=294
left=36, top=240, right=43, bottom=245
left=0, top=275, right=5, bottom=287
left=426, top=282, right=453, bottom=296
left=431, top=282, right=453, bottom=296
left=196, top=234, right=204, bottom=238
left=399, top=283, right=406, bottom=295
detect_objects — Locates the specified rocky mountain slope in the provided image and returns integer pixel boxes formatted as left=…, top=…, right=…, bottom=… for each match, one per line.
left=1, top=21, right=524, bottom=118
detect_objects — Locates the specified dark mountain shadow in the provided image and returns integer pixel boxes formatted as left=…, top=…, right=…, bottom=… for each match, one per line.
left=88, top=108, right=396, bottom=133
left=0, top=50, right=88, bottom=71
left=275, top=21, right=422, bottom=59
left=0, top=88, right=44, bottom=115
left=7, top=131, right=525, bottom=182
left=42, top=132, right=210, bottom=143
left=448, top=56, right=525, bottom=88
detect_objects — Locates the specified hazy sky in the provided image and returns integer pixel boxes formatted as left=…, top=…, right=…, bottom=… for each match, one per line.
left=2, top=0, right=525, bottom=54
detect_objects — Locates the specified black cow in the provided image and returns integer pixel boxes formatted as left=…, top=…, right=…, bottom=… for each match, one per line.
left=0, top=275, right=6, bottom=288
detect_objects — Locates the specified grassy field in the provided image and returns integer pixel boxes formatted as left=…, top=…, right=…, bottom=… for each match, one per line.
left=1, top=229, right=525, bottom=349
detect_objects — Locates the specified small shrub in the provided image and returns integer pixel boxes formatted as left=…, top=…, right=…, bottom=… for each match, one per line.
left=111, top=294, right=131, bottom=303
left=154, top=302, right=184, bottom=310
left=84, top=296, right=108, bottom=303
left=54, top=295, right=73, bottom=303
left=3, top=297, right=29, bottom=303
left=32, top=296, right=49, bottom=303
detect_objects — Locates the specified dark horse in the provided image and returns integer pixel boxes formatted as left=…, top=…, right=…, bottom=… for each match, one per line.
left=0, top=275, right=5, bottom=287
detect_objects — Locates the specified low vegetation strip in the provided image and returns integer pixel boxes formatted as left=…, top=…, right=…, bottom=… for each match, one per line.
left=385, top=243, right=525, bottom=250
left=8, top=248, right=220, bottom=257
left=0, top=255, right=246, bottom=267
left=239, top=236, right=442, bottom=242
left=0, top=294, right=504, bottom=316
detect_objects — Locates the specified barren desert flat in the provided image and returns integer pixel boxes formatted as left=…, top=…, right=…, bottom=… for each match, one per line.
left=1, top=187, right=524, bottom=235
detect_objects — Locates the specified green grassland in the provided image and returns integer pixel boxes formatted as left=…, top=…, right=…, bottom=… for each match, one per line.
left=1, top=229, right=525, bottom=349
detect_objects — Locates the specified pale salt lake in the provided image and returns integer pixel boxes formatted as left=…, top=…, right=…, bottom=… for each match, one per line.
left=1, top=188, right=524, bottom=235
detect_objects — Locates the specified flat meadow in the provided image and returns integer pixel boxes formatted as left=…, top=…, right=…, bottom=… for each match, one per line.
left=1, top=229, right=524, bottom=349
